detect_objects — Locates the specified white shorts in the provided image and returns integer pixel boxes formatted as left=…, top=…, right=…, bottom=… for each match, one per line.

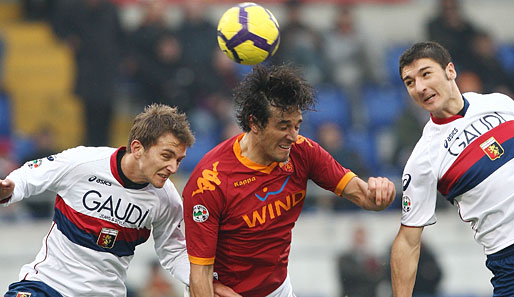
left=266, top=274, right=295, bottom=297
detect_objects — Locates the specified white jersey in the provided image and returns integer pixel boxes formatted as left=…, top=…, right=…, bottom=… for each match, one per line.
left=401, top=92, right=514, bottom=255
left=2, top=146, right=189, bottom=296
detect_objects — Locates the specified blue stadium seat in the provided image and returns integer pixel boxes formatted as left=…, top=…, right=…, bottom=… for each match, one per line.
left=304, top=85, right=351, bottom=130
left=344, top=128, right=379, bottom=172
left=384, top=44, right=410, bottom=86
left=497, top=43, right=514, bottom=74
left=362, top=84, right=407, bottom=129
left=180, top=134, right=218, bottom=173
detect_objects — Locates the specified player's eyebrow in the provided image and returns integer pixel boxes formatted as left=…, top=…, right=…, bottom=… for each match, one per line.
left=402, top=66, right=432, bottom=81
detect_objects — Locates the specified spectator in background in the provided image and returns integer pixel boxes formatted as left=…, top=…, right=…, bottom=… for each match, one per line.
left=456, top=70, right=483, bottom=93
left=412, top=241, right=443, bottom=297
left=426, top=0, right=479, bottom=67
left=322, top=4, right=374, bottom=127
left=140, top=260, right=180, bottom=297
left=386, top=241, right=443, bottom=297
left=337, top=225, right=384, bottom=297
left=313, top=122, right=371, bottom=211
left=176, top=0, right=218, bottom=110
left=464, top=30, right=514, bottom=97
left=126, top=0, right=188, bottom=110
left=53, top=0, right=125, bottom=146
left=272, top=0, right=326, bottom=85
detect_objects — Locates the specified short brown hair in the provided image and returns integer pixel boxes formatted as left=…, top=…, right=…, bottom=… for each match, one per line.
left=399, top=41, right=452, bottom=77
left=127, top=104, right=195, bottom=152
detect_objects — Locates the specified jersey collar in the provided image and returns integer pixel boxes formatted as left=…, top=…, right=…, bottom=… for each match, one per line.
left=430, top=97, right=470, bottom=125
left=232, top=133, right=278, bottom=174
left=110, top=147, right=149, bottom=189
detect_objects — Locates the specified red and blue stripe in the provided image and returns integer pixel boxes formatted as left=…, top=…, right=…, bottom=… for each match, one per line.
left=438, top=121, right=514, bottom=203
left=53, top=195, right=151, bottom=257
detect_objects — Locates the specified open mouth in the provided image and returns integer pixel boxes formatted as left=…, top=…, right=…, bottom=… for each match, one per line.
left=279, top=145, right=291, bottom=150
left=158, top=173, right=169, bottom=180
left=424, top=94, right=436, bottom=102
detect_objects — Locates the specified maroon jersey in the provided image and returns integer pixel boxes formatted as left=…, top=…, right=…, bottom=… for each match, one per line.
left=183, top=134, right=355, bottom=296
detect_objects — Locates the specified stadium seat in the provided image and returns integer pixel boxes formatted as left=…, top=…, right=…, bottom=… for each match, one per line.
left=497, top=43, right=514, bottom=74
left=180, top=134, right=218, bottom=173
left=344, top=128, right=379, bottom=172
left=303, top=85, right=351, bottom=130
left=0, top=91, right=12, bottom=138
left=384, top=43, right=410, bottom=86
left=362, top=84, right=407, bottom=129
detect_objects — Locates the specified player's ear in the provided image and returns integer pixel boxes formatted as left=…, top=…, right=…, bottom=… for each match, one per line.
left=248, top=115, right=260, bottom=133
left=445, top=62, right=457, bottom=80
left=131, top=140, right=144, bottom=158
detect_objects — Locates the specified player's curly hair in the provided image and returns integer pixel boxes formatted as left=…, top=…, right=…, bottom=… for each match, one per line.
left=127, top=103, right=195, bottom=152
left=399, top=41, right=452, bottom=77
left=234, top=64, right=316, bottom=132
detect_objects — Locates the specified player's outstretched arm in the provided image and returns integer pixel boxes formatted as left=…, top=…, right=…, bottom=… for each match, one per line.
left=391, top=225, right=424, bottom=297
left=0, top=179, right=15, bottom=204
left=342, top=176, right=396, bottom=211
left=190, top=263, right=214, bottom=297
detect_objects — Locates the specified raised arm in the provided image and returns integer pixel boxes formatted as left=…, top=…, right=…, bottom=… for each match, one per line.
left=341, top=176, right=396, bottom=210
left=391, top=225, right=424, bottom=297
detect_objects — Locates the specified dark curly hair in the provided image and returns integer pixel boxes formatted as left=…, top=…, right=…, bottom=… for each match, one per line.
left=234, top=64, right=316, bottom=132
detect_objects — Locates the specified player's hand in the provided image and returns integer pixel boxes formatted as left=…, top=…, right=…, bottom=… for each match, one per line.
left=213, top=281, right=242, bottom=297
left=367, top=176, right=395, bottom=211
left=0, top=179, right=15, bottom=202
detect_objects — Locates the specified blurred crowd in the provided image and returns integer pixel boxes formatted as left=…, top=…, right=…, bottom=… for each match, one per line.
left=1, top=0, right=514, bottom=219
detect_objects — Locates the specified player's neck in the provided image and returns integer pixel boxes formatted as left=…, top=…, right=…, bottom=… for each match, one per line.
left=239, top=133, right=272, bottom=166
left=120, top=153, right=144, bottom=184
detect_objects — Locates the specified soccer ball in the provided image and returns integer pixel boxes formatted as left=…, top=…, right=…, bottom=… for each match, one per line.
left=217, top=2, right=280, bottom=65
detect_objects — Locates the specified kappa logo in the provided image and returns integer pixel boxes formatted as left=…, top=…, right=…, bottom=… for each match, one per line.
left=192, top=162, right=221, bottom=197
left=480, top=137, right=504, bottom=161
left=193, top=205, right=209, bottom=223
left=254, top=176, right=290, bottom=202
left=97, top=228, right=119, bottom=249
left=16, top=292, right=31, bottom=297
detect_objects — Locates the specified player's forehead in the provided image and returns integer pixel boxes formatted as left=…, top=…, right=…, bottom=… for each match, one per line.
left=150, top=133, right=186, bottom=155
left=401, top=58, right=440, bottom=80
left=268, top=105, right=302, bottom=124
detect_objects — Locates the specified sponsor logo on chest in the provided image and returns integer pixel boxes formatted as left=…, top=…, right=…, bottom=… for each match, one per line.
left=82, top=190, right=150, bottom=228
left=445, top=112, right=508, bottom=156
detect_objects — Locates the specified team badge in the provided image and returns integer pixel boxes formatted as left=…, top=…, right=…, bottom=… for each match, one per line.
left=27, top=159, right=42, bottom=169
left=402, top=196, right=412, bottom=213
left=193, top=205, right=209, bottom=223
left=97, top=228, right=119, bottom=249
left=480, top=137, right=504, bottom=160
left=16, top=293, right=31, bottom=297
left=279, top=159, right=294, bottom=173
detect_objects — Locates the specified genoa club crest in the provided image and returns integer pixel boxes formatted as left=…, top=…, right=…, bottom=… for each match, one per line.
left=480, top=137, right=504, bottom=161
left=97, top=228, right=119, bottom=249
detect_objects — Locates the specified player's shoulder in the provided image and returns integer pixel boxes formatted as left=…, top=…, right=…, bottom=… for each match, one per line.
left=156, top=180, right=183, bottom=206
left=56, top=146, right=115, bottom=164
left=405, top=132, right=432, bottom=169
left=291, top=135, right=318, bottom=153
left=465, top=91, right=513, bottom=105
